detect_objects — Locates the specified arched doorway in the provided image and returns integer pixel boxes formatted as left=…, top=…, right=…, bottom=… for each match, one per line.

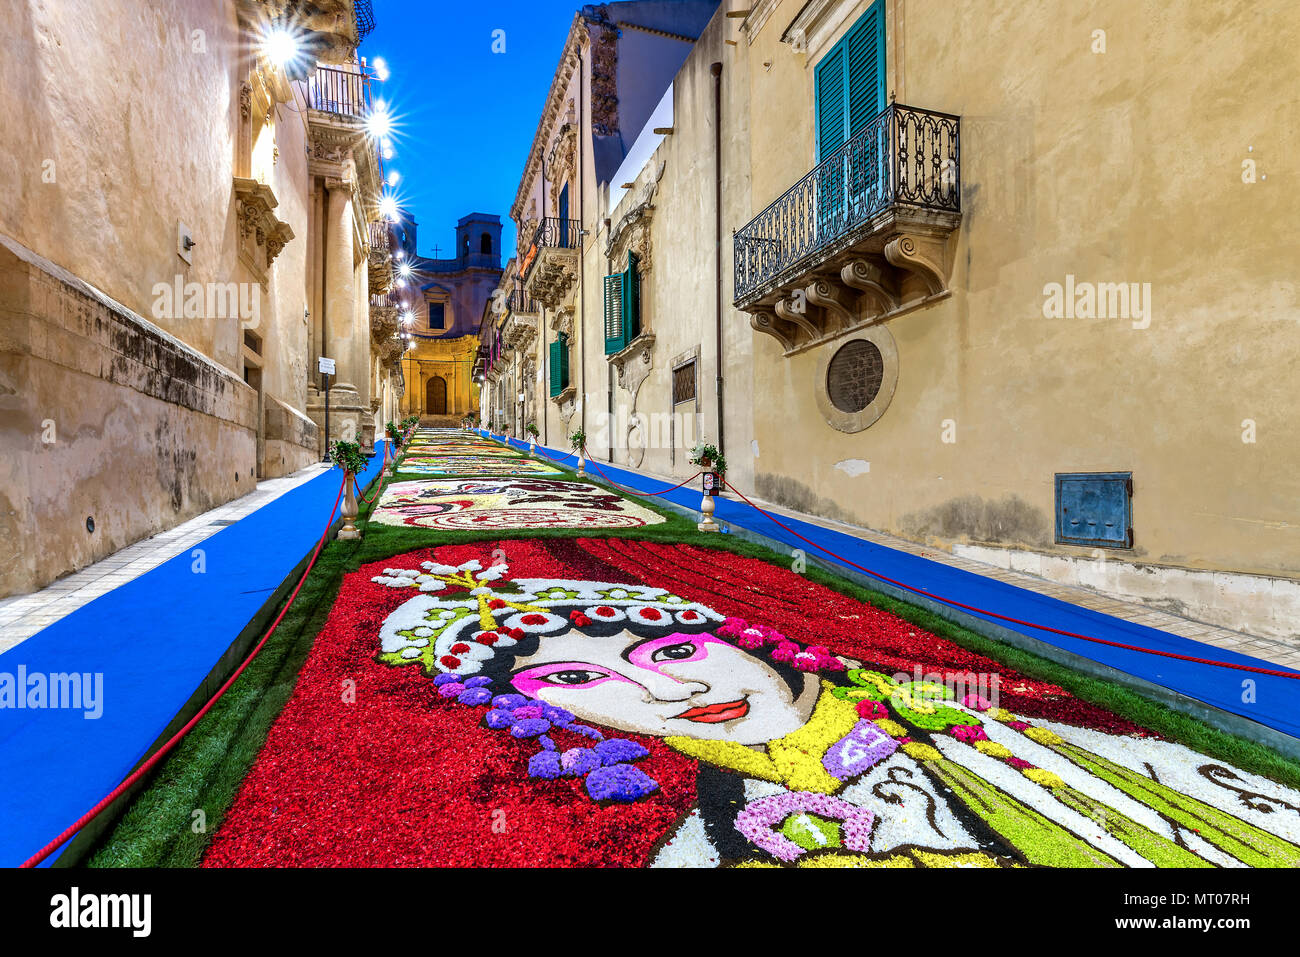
left=426, top=376, right=447, bottom=415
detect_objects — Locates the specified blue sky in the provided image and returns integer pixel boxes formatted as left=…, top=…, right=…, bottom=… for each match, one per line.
left=360, top=0, right=585, bottom=260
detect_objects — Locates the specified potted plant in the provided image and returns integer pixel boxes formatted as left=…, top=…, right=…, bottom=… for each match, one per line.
left=689, top=442, right=727, bottom=477
left=384, top=421, right=402, bottom=474
left=525, top=421, right=539, bottom=454
left=329, top=439, right=372, bottom=541
left=570, top=428, right=587, bottom=477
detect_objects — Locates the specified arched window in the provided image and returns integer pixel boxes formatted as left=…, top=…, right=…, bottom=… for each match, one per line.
left=480, top=232, right=493, bottom=255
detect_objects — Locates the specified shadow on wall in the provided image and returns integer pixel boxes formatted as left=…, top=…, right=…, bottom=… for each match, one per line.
left=900, top=495, right=1050, bottom=548
left=755, top=473, right=860, bottom=526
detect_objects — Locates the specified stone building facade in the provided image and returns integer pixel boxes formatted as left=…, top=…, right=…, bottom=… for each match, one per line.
left=494, top=0, right=1300, bottom=641
left=0, top=0, right=400, bottom=598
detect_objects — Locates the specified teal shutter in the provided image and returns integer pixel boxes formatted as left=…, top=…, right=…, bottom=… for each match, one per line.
left=603, top=254, right=641, bottom=355
left=814, top=46, right=845, bottom=164
left=604, top=271, right=625, bottom=354
left=814, top=1, right=886, bottom=163
left=549, top=339, right=562, bottom=396
left=846, top=2, right=886, bottom=136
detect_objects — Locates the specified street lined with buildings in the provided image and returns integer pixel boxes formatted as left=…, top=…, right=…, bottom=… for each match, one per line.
left=2, top=0, right=1299, bottom=898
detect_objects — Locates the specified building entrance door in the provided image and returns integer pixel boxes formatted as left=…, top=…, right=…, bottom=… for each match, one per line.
left=427, top=376, right=447, bottom=415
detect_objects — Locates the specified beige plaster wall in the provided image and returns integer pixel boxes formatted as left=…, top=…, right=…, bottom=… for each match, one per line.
left=742, top=0, right=1300, bottom=579
left=0, top=237, right=256, bottom=598
left=0, top=0, right=244, bottom=368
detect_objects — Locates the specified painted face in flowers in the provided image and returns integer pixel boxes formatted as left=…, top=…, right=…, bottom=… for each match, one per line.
left=510, top=629, right=818, bottom=744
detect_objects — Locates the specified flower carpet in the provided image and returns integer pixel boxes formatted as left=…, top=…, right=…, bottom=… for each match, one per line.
left=203, top=537, right=1300, bottom=868
left=395, top=457, right=564, bottom=477
left=370, top=479, right=666, bottom=529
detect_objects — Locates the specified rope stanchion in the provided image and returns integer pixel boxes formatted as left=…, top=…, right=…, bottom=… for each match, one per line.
left=720, top=478, right=1300, bottom=680
left=19, top=472, right=351, bottom=869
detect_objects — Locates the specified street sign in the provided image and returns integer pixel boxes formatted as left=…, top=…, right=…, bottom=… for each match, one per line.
left=318, top=356, right=336, bottom=375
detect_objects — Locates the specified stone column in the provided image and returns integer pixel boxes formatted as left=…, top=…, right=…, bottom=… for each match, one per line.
left=324, top=178, right=359, bottom=393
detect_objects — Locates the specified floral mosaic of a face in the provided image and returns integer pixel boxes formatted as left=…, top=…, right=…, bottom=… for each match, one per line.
left=510, top=629, right=819, bottom=744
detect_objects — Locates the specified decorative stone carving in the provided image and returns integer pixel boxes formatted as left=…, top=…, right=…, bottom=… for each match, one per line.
left=233, top=176, right=295, bottom=272
left=528, top=253, right=578, bottom=309
left=551, top=305, right=575, bottom=338
left=741, top=219, right=958, bottom=357
left=606, top=160, right=664, bottom=272
left=588, top=17, right=620, bottom=137
left=609, top=333, right=655, bottom=405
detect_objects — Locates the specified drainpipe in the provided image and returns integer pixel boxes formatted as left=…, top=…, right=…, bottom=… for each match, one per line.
left=711, top=61, right=726, bottom=460
left=578, top=46, right=588, bottom=441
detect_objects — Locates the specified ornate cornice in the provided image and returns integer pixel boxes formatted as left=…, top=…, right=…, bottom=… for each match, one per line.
left=233, top=176, right=295, bottom=274
left=606, top=160, right=664, bottom=272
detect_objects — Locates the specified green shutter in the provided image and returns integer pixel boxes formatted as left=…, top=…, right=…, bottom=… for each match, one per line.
left=603, top=254, right=641, bottom=355
left=625, top=253, right=640, bottom=342
left=604, top=271, right=624, bottom=354
left=549, top=339, right=562, bottom=396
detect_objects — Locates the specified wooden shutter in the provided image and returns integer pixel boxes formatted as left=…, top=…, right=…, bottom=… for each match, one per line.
left=814, top=46, right=846, bottom=163
left=549, top=339, right=562, bottom=396
left=604, top=271, right=625, bottom=354
left=624, top=253, right=640, bottom=341
left=815, top=1, right=887, bottom=163
left=846, top=2, right=886, bottom=136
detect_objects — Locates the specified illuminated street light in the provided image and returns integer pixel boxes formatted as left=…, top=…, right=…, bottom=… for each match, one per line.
left=261, top=27, right=301, bottom=68
left=378, top=194, right=398, bottom=220
left=387, top=170, right=400, bottom=187
left=366, top=101, right=393, bottom=139
left=398, top=262, right=413, bottom=280
left=372, top=57, right=390, bottom=82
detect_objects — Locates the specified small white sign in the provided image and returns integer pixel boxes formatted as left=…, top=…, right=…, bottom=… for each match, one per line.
left=318, top=356, right=336, bottom=375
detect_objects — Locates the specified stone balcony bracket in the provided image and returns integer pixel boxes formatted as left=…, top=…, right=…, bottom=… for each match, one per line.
left=745, top=215, right=959, bottom=357
left=525, top=249, right=578, bottom=309
left=608, top=332, right=655, bottom=405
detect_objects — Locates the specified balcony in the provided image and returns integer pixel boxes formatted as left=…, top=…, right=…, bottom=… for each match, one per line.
left=733, top=103, right=961, bottom=355
left=521, top=217, right=581, bottom=308
left=305, top=65, right=372, bottom=118
left=367, top=219, right=393, bottom=293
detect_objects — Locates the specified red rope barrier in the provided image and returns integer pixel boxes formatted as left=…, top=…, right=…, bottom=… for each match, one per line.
left=719, top=478, right=1298, bottom=680
left=580, top=445, right=704, bottom=497
left=20, top=472, right=351, bottom=868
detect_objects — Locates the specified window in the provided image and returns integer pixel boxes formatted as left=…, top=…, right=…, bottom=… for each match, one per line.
left=480, top=232, right=493, bottom=255
left=814, top=2, right=886, bottom=163
left=672, top=360, right=696, bottom=406
left=813, top=328, right=898, bottom=433
left=1055, top=472, right=1134, bottom=548
left=827, top=339, right=883, bottom=413
left=549, top=334, right=570, bottom=397
left=603, top=252, right=641, bottom=355
left=429, top=302, right=445, bottom=330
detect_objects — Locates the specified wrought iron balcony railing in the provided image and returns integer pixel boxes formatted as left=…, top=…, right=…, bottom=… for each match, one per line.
left=367, top=219, right=392, bottom=253
left=306, top=65, right=372, bottom=119
left=520, top=216, right=581, bottom=283
left=733, top=103, right=960, bottom=305
left=532, top=217, right=581, bottom=252
left=510, top=277, right=538, bottom=315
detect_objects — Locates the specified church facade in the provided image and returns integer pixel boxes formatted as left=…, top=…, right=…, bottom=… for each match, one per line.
left=391, top=211, right=502, bottom=424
